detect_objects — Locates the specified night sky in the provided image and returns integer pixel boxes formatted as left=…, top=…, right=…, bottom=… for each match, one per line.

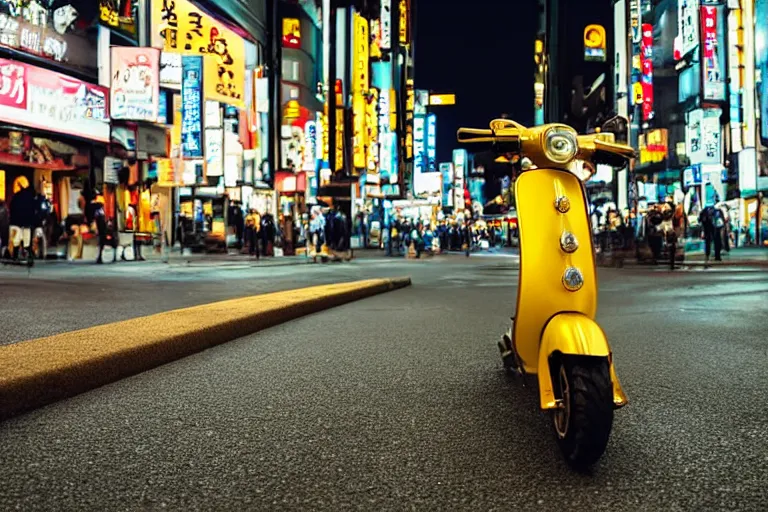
left=414, top=0, right=538, bottom=164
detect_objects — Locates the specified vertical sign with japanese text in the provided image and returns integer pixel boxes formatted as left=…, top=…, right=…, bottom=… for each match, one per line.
left=413, top=115, right=425, bottom=178
left=700, top=5, right=725, bottom=101
left=381, top=0, right=392, bottom=51
left=352, top=13, right=369, bottom=170
left=181, top=55, right=204, bottom=158
left=398, top=0, right=410, bottom=45
left=641, top=24, right=654, bottom=121
left=426, top=113, right=436, bottom=172
left=679, top=0, right=700, bottom=57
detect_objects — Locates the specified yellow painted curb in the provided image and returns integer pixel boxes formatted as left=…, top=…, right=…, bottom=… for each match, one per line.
left=0, top=277, right=411, bottom=420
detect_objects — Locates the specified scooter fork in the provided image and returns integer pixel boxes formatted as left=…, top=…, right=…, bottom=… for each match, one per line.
left=499, top=317, right=525, bottom=378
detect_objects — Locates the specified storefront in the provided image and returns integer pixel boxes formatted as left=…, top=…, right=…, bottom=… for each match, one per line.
left=153, top=0, right=271, bottom=251
left=0, top=58, right=110, bottom=258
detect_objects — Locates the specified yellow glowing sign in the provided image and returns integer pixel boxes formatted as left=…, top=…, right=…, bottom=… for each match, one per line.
left=584, top=24, right=606, bottom=62
left=429, top=94, right=456, bottom=106
left=282, top=18, right=301, bottom=48
left=320, top=111, right=329, bottom=163
left=406, top=124, right=413, bottom=160
left=171, top=93, right=182, bottom=157
left=633, top=82, right=643, bottom=105
left=639, top=128, right=668, bottom=164
left=353, top=13, right=369, bottom=93
left=352, top=13, right=369, bottom=170
left=0, top=170, right=5, bottom=201
left=152, top=0, right=245, bottom=107
left=353, top=92, right=367, bottom=169
left=335, top=108, right=344, bottom=171
left=390, top=89, right=397, bottom=130
left=156, top=159, right=176, bottom=187
left=284, top=100, right=301, bottom=119
left=399, top=0, right=409, bottom=45
left=584, top=25, right=605, bottom=48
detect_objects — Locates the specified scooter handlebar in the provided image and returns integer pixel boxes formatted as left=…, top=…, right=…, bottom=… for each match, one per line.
left=456, top=127, right=520, bottom=154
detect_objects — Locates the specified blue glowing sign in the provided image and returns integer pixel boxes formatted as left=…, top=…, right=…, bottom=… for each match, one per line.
left=181, top=55, right=204, bottom=158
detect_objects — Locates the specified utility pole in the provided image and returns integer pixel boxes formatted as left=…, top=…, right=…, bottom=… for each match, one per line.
left=266, top=0, right=280, bottom=188
left=328, top=1, right=338, bottom=178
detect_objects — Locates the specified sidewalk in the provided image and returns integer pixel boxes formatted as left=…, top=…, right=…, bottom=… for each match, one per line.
left=614, top=246, right=768, bottom=268
left=37, top=247, right=315, bottom=268
left=681, top=246, right=768, bottom=267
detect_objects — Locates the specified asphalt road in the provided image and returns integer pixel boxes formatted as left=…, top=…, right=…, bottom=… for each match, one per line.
left=1, top=256, right=767, bottom=510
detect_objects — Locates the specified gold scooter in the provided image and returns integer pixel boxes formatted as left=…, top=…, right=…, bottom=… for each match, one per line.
left=457, top=119, right=634, bottom=468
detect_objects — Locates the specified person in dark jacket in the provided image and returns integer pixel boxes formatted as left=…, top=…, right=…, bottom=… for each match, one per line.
left=9, top=181, right=36, bottom=260
left=0, top=200, right=9, bottom=258
left=699, top=205, right=722, bottom=263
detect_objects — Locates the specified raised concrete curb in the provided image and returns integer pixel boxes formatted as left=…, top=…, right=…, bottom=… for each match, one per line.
left=0, top=277, right=411, bottom=420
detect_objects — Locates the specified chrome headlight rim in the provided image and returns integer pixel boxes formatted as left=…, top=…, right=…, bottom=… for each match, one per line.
left=543, top=126, right=578, bottom=165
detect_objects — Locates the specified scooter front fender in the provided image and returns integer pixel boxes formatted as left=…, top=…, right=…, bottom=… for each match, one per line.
left=537, top=313, right=628, bottom=411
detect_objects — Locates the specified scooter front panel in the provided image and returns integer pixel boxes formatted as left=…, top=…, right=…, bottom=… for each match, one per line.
left=512, top=169, right=598, bottom=373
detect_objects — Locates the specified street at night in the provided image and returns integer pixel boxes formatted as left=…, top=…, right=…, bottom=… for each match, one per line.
left=1, top=256, right=767, bottom=510
left=2, top=0, right=768, bottom=509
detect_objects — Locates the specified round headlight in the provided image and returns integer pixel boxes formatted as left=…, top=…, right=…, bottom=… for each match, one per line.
left=544, top=127, right=578, bottom=165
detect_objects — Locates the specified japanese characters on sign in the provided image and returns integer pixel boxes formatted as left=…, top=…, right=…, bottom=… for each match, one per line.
left=181, top=55, right=204, bottom=158
left=153, top=0, right=245, bottom=108
left=303, top=120, right=317, bottom=172
left=380, top=0, right=391, bottom=51
left=353, top=13, right=369, bottom=93
left=111, top=47, right=160, bottom=122
left=0, top=1, right=97, bottom=75
left=366, top=89, right=378, bottom=172
left=99, top=0, right=137, bottom=41
left=452, top=149, right=466, bottom=211
left=440, top=162, right=454, bottom=208
left=353, top=13, right=369, bottom=170
left=686, top=108, right=721, bottom=165
left=426, top=113, right=436, bottom=172
left=0, top=58, right=109, bottom=142
left=640, top=23, right=654, bottom=121
left=399, top=0, right=409, bottom=45
left=413, top=115, right=425, bottom=176
left=160, top=52, right=182, bottom=89
left=700, top=5, right=725, bottom=101
left=678, top=0, right=700, bottom=58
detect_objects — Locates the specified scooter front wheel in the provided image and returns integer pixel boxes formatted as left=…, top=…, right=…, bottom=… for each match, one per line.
left=552, top=358, right=614, bottom=469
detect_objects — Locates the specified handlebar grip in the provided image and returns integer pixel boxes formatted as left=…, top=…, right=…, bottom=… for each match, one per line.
left=456, top=128, right=494, bottom=144
left=456, top=128, right=520, bottom=154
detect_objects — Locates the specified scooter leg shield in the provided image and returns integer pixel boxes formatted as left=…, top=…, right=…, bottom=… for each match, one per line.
left=537, top=313, right=628, bottom=411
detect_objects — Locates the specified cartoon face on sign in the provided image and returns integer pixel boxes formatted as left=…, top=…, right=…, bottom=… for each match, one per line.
left=116, top=54, right=153, bottom=91
left=52, top=4, right=79, bottom=35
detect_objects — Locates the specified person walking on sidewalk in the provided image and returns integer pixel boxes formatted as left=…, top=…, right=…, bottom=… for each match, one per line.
left=699, top=205, right=722, bottom=264
left=245, top=209, right=261, bottom=259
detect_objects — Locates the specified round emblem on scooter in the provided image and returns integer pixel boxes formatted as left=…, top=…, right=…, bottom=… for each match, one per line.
left=554, top=196, right=570, bottom=213
left=562, top=266, right=584, bottom=291
left=560, top=232, right=579, bottom=253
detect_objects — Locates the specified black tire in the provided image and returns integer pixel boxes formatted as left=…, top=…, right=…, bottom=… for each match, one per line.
left=552, top=358, right=614, bottom=469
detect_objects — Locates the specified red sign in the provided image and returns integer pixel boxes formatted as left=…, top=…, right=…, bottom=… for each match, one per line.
left=640, top=23, right=654, bottom=121
left=0, top=59, right=110, bottom=142
left=701, top=7, right=717, bottom=60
